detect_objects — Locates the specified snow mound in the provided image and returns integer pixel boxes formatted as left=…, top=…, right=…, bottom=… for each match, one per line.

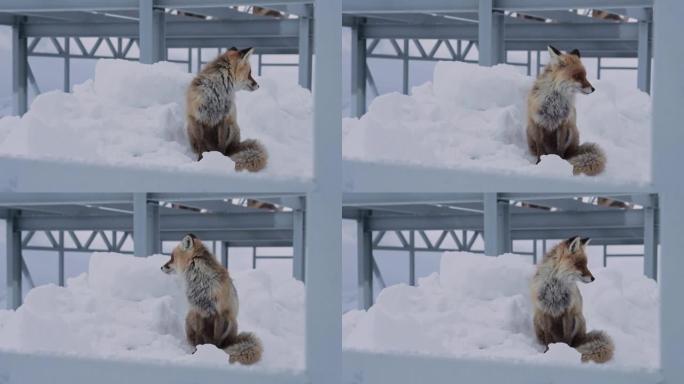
left=0, top=59, right=312, bottom=179
left=343, top=61, right=651, bottom=183
left=343, top=251, right=659, bottom=369
left=0, top=253, right=304, bottom=371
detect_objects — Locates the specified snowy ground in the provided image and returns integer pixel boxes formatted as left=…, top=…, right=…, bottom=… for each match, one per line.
left=0, top=59, right=651, bottom=183
left=343, top=251, right=659, bottom=370
left=0, top=253, right=305, bottom=371
left=0, top=59, right=313, bottom=179
left=343, top=61, right=652, bottom=183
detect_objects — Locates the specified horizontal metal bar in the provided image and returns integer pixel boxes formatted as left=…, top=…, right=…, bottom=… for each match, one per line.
left=343, top=350, right=661, bottom=384
left=167, top=37, right=298, bottom=49
left=23, top=19, right=299, bottom=38
left=0, top=349, right=306, bottom=384
left=0, top=0, right=311, bottom=12
left=16, top=212, right=293, bottom=231
left=160, top=229, right=293, bottom=242
left=361, top=22, right=639, bottom=40
left=342, top=0, right=651, bottom=13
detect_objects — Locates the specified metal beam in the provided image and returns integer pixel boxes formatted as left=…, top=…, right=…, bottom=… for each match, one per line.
left=350, top=21, right=366, bottom=117
left=0, top=0, right=310, bottom=12
left=306, top=1, right=342, bottom=384
left=292, top=203, right=305, bottom=281
left=637, top=20, right=652, bottom=93
left=133, top=193, right=159, bottom=256
left=138, top=0, right=163, bottom=63
left=5, top=210, right=22, bottom=309
left=642, top=194, right=657, bottom=280
left=357, top=212, right=373, bottom=309
left=342, top=0, right=652, bottom=13
left=297, top=6, right=313, bottom=90
left=483, top=193, right=510, bottom=255
left=12, top=18, right=28, bottom=115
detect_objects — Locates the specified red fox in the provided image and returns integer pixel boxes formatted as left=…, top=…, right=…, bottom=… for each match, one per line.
left=186, top=47, right=268, bottom=172
left=530, top=236, right=614, bottom=363
left=527, top=46, right=606, bottom=176
left=161, top=234, right=263, bottom=365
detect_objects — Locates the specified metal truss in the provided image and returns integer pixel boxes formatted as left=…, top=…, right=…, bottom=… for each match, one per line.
left=348, top=193, right=658, bottom=310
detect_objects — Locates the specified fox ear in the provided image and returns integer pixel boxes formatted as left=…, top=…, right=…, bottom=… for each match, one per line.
left=547, top=45, right=562, bottom=64
left=228, top=46, right=238, bottom=52
left=566, top=236, right=582, bottom=253
left=580, top=237, right=591, bottom=246
left=239, top=47, right=254, bottom=62
left=569, top=48, right=581, bottom=58
left=181, top=235, right=194, bottom=251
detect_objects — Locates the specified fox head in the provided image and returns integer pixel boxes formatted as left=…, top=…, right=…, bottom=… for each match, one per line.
left=161, top=233, right=204, bottom=274
left=555, top=236, right=595, bottom=283
left=547, top=45, right=595, bottom=95
left=225, top=47, right=259, bottom=92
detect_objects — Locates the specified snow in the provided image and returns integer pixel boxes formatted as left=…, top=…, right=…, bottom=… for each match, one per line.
left=0, top=252, right=305, bottom=371
left=343, top=61, right=651, bottom=183
left=0, top=59, right=313, bottom=179
left=343, top=251, right=659, bottom=370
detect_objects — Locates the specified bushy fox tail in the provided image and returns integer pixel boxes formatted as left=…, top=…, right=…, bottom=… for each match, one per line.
left=228, top=139, right=268, bottom=173
left=575, top=330, right=614, bottom=364
left=568, top=142, right=606, bottom=176
left=224, top=332, right=263, bottom=365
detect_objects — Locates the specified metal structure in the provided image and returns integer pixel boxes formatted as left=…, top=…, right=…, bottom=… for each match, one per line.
left=0, top=2, right=341, bottom=384
left=0, top=193, right=305, bottom=296
left=344, top=192, right=658, bottom=309
left=346, top=2, right=653, bottom=117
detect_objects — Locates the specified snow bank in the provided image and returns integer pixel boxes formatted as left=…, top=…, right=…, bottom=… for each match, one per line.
left=0, top=253, right=305, bottom=371
left=343, top=61, right=651, bottom=183
left=343, top=251, right=659, bottom=369
left=0, top=59, right=312, bottom=179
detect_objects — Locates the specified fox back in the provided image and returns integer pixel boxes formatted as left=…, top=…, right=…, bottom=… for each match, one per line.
left=527, top=46, right=594, bottom=161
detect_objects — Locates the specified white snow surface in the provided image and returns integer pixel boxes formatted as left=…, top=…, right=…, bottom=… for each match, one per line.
left=343, top=61, right=652, bottom=183
left=0, top=253, right=305, bottom=371
left=343, top=252, right=659, bottom=370
left=0, top=59, right=313, bottom=178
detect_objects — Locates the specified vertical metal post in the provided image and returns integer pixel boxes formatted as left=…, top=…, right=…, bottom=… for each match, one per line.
left=257, top=54, right=262, bottom=76
left=220, top=242, right=228, bottom=268
left=292, top=206, right=306, bottom=282
left=536, top=50, right=541, bottom=76
left=643, top=194, right=658, bottom=280
left=357, top=213, right=373, bottom=309
left=637, top=20, right=652, bottom=93
left=251, top=246, right=257, bottom=269
left=532, top=239, right=537, bottom=264
left=139, top=0, right=165, bottom=64
left=478, top=0, right=501, bottom=66
left=597, top=57, right=602, bottom=80
left=58, top=230, right=65, bottom=287
left=187, top=48, right=192, bottom=73
left=526, top=50, right=532, bottom=76
left=298, top=5, right=313, bottom=90
left=6, top=211, right=22, bottom=309
left=133, top=193, right=160, bottom=257
left=484, top=193, right=510, bottom=256
left=350, top=21, right=367, bottom=117
left=495, top=12, right=505, bottom=64
left=408, top=230, right=416, bottom=286
left=12, top=18, right=27, bottom=115
left=603, top=245, right=608, bottom=267
left=197, top=48, right=202, bottom=73
left=63, top=37, right=70, bottom=93
left=402, top=39, right=409, bottom=95
left=306, top=2, right=342, bottom=383
left=652, top=2, right=684, bottom=381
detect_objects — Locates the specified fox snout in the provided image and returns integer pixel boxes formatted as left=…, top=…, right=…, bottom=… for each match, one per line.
left=581, top=83, right=595, bottom=95
left=579, top=270, right=595, bottom=283
left=246, top=77, right=259, bottom=92
left=161, top=261, right=174, bottom=274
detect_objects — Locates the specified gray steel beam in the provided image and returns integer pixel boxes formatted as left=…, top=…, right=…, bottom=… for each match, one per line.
left=484, top=193, right=510, bottom=255
left=5, top=210, right=23, bottom=309
left=478, top=0, right=495, bottom=66
left=166, top=37, right=298, bottom=50
left=138, top=0, right=164, bottom=63
left=22, top=19, right=301, bottom=38
left=342, top=0, right=651, bottom=13
left=161, top=229, right=293, bottom=243
left=12, top=18, right=28, bottom=115
left=350, top=21, right=366, bottom=117
left=133, top=193, right=160, bottom=256
left=643, top=194, right=657, bottom=280
left=292, top=203, right=305, bottom=282
left=297, top=6, right=313, bottom=90
left=0, top=0, right=310, bottom=12
left=357, top=212, right=373, bottom=309
left=361, top=22, right=640, bottom=40
left=637, top=20, right=652, bottom=93
left=58, top=230, right=65, bottom=286
left=307, top=1, right=342, bottom=384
